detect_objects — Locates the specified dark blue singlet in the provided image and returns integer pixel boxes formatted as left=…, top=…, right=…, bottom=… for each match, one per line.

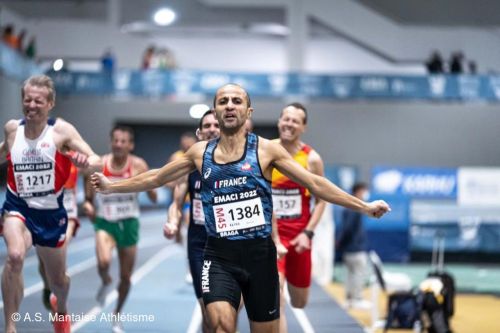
left=201, top=133, right=273, bottom=240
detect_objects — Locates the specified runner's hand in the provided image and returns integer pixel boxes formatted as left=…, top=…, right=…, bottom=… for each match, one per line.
left=66, top=150, right=89, bottom=169
left=290, top=232, right=311, bottom=254
left=90, top=172, right=112, bottom=194
left=275, top=241, right=288, bottom=259
left=163, top=222, right=178, bottom=239
left=364, top=200, right=391, bottom=218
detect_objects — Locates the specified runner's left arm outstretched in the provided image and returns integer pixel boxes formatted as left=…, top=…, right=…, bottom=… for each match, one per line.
left=91, top=142, right=205, bottom=194
left=263, top=139, right=390, bottom=218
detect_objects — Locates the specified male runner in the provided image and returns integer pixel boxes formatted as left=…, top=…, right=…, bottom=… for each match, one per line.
left=0, top=74, right=101, bottom=333
left=164, top=110, right=220, bottom=333
left=83, top=125, right=157, bottom=333
left=90, top=83, right=390, bottom=333
left=272, top=103, right=326, bottom=333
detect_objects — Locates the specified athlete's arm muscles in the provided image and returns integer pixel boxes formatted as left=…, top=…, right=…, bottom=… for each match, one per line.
left=135, top=156, right=158, bottom=203
left=164, top=151, right=184, bottom=189
left=168, top=179, right=189, bottom=228
left=266, top=140, right=369, bottom=214
left=92, top=142, right=205, bottom=194
left=54, top=118, right=102, bottom=172
left=304, top=150, right=327, bottom=232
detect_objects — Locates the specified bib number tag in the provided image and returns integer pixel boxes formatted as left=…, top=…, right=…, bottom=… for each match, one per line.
left=192, top=198, right=205, bottom=225
left=273, top=194, right=302, bottom=217
left=101, top=194, right=137, bottom=221
left=14, top=163, right=55, bottom=197
left=213, top=197, right=265, bottom=234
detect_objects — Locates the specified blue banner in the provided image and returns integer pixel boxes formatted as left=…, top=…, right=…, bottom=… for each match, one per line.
left=48, top=69, right=500, bottom=101
left=371, top=166, right=457, bottom=199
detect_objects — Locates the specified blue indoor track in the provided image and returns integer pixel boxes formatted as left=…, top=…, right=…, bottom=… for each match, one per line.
left=0, top=210, right=363, bottom=333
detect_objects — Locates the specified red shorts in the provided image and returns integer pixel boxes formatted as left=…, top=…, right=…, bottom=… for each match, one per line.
left=277, top=237, right=312, bottom=288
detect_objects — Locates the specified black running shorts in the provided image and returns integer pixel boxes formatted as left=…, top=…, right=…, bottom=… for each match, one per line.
left=202, top=236, right=279, bottom=322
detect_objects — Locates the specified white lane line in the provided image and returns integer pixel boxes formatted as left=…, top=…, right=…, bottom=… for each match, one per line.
left=285, top=287, right=315, bottom=333
left=187, top=302, right=203, bottom=333
left=72, top=244, right=181, bottom=332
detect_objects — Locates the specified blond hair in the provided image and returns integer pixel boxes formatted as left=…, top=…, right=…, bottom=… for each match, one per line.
left=22, top=75, right=56, bottom=102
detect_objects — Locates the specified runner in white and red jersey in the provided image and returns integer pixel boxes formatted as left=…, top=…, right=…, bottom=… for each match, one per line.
left=0, top=74, right=101, bottom=333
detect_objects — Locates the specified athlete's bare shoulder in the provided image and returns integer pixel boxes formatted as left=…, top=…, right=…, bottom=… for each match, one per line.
left=52, top=117, right=78, bottom=139
left=185, top=140, right=208, bottom=159
left=305, top=145, right=324, bottom=176
left=307, top=146, right=323, bottom=164
left=53, top=117, right=71, bottom=129
left=256, top=136, right=291, bottom=176
left=183, top=140, right=209, bottom=173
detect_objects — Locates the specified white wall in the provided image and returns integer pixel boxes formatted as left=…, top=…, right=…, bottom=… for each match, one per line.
left=308, top=0, right=500, bottom=72
left=306, top=39, right=424, bottom=74
left=0, top=5, right=26, bottom=29
left=154, top=36, right=288, bottom=72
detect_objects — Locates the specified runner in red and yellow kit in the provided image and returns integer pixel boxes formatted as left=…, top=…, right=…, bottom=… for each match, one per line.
left=272, top=103, right=326, bottom=333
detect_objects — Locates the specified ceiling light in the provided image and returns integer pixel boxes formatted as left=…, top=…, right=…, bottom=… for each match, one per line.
left=153, top=8, right=176, bottom=26
left=53, top=59, right=64, bottom=71
left=189, top=104, right=210, bottom=119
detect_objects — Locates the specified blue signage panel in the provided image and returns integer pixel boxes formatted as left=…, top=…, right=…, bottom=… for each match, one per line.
left=371, top=166, right=457, bottom=199
left=47, top=70, right=500, bottom=101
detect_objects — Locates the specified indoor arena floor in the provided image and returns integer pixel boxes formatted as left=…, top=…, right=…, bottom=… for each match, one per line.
left=0, top=210, right=364, bottom=333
